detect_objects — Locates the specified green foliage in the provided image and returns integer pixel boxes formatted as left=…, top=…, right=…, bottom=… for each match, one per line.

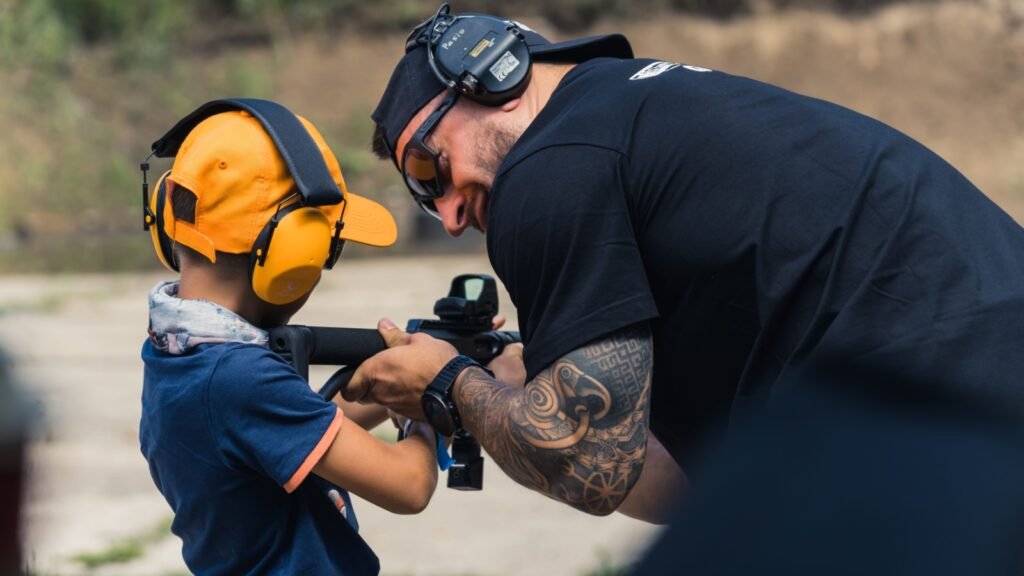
left=581, top=549, right=628, bottom=576
left=0, top=0, right=189, bottom=71
left=0, top=0, right=71, bottom=71
left=0, top=0, right=945, bottom=62
left=71, top=517, right=173, bottom=569
left=73, top=541, right=147, bottom=569
left=0, top=0, right=977, bottom=273
left=60, top=0, right=176, bottom=43
left=210, top=54, right=275, bottom=98
left=331, top=105, right=383, bottom=179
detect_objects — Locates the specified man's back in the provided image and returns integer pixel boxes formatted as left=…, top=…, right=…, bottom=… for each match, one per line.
left=488, top=57, right=1024, bottom=467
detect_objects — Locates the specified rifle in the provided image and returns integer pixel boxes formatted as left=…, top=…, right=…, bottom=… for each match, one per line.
left=268, top=274, right=520, bottom=490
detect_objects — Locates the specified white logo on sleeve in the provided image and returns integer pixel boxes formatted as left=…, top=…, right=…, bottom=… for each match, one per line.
left=629, top=61, right=713, bottom=80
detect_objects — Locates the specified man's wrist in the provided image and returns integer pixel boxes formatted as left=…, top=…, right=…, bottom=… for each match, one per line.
left=422, top=355, right=492, bottom=436
left=450, top=364, right=494, bottom=419
left=452, top=364, right=491, bottom=392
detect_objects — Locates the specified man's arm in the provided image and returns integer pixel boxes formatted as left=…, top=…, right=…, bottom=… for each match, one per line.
left=616, top=433, right=687, bottom=524
left=455, top=323, right=653, bottom=515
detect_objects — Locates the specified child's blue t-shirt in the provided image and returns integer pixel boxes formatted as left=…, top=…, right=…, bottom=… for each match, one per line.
left=140, top=339, right=380, bottom=575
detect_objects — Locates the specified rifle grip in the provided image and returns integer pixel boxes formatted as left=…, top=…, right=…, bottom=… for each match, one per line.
left=318, top=366, right=357, bottom=401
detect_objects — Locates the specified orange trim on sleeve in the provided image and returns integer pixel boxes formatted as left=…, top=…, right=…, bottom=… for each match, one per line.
left=284, top=407, right=344, bottom=493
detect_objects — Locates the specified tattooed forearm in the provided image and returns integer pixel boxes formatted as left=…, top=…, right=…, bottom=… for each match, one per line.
left=455, top=323, right=653, bottom=515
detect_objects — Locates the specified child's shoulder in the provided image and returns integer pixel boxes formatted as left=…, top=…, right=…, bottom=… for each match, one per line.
left=198, top=343, right=327, bottom=435
left=201, top=343, right=298, bottom=384
left=144, top=340, right=298, bottom=389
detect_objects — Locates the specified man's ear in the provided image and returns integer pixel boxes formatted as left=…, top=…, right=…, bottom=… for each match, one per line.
left=500, top=97, right=522, bottom=112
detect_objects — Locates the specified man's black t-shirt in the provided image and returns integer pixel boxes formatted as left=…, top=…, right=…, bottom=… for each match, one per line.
left=486, top=57, right=1024, bottom=468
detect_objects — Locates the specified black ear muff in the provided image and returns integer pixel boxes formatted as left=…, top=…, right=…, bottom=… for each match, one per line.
left=149, top=171, right=178, bottom=272
left=249, top=202, right=334, bottom=305
left=419, top=5, right=532, bottom=106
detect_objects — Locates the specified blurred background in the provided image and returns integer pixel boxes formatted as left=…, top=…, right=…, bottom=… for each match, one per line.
left=0, top=0, right=1022, bottom=574
left=0, top=0, right=1021, bottom=273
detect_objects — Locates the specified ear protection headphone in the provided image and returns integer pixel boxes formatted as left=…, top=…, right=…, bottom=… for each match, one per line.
left=407, top=3, right=532, bottom=107
left=140, top=98, right=347, bottom=305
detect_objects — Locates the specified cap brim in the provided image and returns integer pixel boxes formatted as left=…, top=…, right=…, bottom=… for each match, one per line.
left=526, top=33, right=634, bottom=62
left=339, top=192, right=398, bottom=247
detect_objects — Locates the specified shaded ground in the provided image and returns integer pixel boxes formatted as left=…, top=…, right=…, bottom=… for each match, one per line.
left=4, top=255, right=658, bottom=576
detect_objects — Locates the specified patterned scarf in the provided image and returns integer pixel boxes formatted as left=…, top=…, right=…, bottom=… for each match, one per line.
left=147, top=281, right=268, bottom=354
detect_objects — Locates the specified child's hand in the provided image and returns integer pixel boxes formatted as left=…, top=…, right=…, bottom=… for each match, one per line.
left=488, top=342, right=526, bottom=388
left=390, top=409, right=442, bottom=452
left=388, top=409, right=411, bottom=435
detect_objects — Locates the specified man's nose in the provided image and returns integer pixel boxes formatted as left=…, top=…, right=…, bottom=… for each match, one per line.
left=435, top=192, right=467, bottom=237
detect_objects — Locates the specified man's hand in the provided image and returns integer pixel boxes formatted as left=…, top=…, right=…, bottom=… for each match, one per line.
left=343, top=318, right=458, bottom=420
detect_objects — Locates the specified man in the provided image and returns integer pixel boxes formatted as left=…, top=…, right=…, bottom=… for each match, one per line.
left=348, top=3, right=1024, bottom=522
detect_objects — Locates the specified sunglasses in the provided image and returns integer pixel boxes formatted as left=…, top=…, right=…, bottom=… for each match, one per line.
left=399, top=91, right=460, bottom=219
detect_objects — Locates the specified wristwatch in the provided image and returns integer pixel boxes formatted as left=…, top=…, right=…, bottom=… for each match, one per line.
left=421, top=355, right=492, bottom=437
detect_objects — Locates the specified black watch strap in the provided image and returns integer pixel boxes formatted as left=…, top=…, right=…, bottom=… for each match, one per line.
left=423, top=355, right=492, bottom=436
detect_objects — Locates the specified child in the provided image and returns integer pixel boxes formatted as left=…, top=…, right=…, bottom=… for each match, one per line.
left=140, top=104, right=437, bottom=575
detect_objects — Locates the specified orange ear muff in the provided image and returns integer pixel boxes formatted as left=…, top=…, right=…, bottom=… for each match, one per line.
left=250, top=204, right=333, bottom=305
left=149, top=171, right=178, bottom=272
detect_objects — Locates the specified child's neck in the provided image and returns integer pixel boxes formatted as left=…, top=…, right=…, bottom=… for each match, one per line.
left=177, top=269, right=269, bottom=329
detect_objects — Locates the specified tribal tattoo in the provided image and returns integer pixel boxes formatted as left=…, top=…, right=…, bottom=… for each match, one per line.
left=455, top=323, right=653, bottom=515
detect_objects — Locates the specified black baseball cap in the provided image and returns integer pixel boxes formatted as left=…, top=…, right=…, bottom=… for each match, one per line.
left=371, top=16, right=633, bottom=162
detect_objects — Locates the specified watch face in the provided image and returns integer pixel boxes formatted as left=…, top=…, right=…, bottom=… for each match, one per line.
left=422, top=393, right=456, bottom=437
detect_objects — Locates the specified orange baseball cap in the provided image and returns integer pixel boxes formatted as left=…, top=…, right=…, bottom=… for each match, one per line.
left=163, top=109, right=396, bottom=263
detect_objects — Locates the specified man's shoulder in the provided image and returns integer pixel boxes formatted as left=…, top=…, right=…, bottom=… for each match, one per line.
left=503, top=57, right=716, bottom=170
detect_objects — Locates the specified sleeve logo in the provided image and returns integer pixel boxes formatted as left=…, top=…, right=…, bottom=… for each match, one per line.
left=629, top=61, right=713, bottom=80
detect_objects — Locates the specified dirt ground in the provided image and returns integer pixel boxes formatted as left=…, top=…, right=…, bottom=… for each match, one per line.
left=3, top=255, right=659, bottom=576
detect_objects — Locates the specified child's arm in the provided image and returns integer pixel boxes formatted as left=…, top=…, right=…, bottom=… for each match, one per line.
left=332, top=398, right=389, bottom=430
left=312, top=417, right=438, bottom=514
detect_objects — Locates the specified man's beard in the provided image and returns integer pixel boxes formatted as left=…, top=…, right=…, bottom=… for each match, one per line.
left=480, top=122, right=521, bottom=179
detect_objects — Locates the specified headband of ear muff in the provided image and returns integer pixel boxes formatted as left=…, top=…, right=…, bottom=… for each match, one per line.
left=149, top=98, right=344, bottom=207
left=141, top=99, right=347, bottom=304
